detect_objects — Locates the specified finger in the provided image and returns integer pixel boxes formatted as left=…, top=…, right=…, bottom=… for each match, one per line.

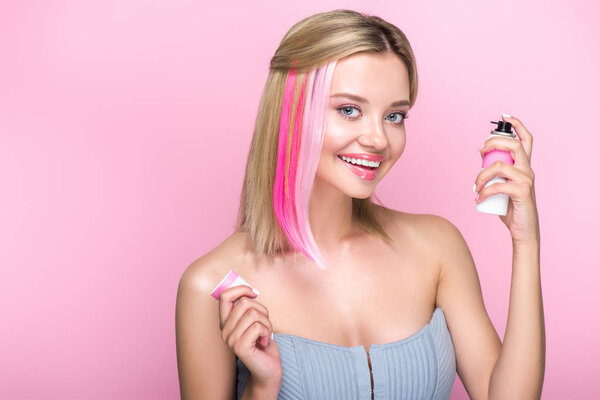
left=220, top=296, right=270, bottom=334
left=218, top=285, right=258, bottom=330
left=474, top=161, right=533, bottom=193
left=475, top=180, right=532, bottom=204
left=502, top=114, right=533, bottom=160
left=237, top=321, right=271, bottom=354
left=479, top=136, right=530, bottom=169
left=227, top=308, right=273, bottom=350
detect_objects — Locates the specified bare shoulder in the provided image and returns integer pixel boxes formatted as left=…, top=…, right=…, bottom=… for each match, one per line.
left=175, top=231, right=252, bottom=400
left=399, top=212, right=476, bottom=285
left=378, top=205, right=456, bottom=234
left=179, top=231, right=252, bottom=292
left=374, top=205, right=458, bottom=259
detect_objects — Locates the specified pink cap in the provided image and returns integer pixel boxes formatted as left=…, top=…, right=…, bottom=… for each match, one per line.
left=482, top=149, right=514, bottom=169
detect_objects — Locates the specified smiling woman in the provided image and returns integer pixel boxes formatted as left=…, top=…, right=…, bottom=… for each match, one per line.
left=234, top=18, right=418, bottom=271
left=176, top=8, right=544, bottom=400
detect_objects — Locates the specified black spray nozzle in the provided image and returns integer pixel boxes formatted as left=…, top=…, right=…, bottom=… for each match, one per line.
left=490, top=120, right=513, bottom=134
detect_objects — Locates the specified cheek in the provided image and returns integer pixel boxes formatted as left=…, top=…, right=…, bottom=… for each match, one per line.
left=389, top=130, right=407, bottom=155
left=324, top=114, right=366, bottom=151
left=314, top=152, right=333, bottom=180
left=316, top=134, right=344, bottom=177
left=321, top=125, right=351, bottom=155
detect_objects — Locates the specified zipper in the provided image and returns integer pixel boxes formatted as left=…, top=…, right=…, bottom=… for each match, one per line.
left=365, top=347, right=374, bottom=400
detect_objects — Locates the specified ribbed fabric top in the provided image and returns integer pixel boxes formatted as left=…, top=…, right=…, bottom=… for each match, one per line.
left=236, top=307, right=456, bottom=399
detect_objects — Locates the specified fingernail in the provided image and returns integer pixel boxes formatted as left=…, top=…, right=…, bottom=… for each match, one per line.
left=251, top=288, right=260, bottom=296
left=475, top=192, right=480, bottom=201
left=271, top=332, right=274, bottom=340
left=473, top=183, right=476, bottom=192
left=502, top=113, right=512, bottom=118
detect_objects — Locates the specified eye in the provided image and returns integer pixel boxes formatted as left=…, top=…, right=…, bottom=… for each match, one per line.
left=335, top=105, right=409, bottom=125
left=336, top=105, right=360, bottom=119
left=386, top=112, right=408, bottom=125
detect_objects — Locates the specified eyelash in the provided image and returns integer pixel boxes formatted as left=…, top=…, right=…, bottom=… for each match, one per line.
left=335, top=105, right=408, bottom=125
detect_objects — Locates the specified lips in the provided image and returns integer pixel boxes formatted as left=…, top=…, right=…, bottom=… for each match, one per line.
left=337, top=155, right=380, bottom=180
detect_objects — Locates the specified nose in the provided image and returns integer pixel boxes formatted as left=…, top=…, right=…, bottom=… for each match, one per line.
left=357, top=118, right=388, bottom=150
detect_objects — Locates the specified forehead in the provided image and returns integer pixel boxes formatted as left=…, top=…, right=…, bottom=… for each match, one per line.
left=330, top=52, right=410, bottom=102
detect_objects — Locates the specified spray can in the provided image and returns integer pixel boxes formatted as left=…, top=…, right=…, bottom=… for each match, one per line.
left=476, top=119, right=517, bottom=216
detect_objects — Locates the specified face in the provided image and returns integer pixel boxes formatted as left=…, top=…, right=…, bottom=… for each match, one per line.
left=315, top=51, right=411, bottom=199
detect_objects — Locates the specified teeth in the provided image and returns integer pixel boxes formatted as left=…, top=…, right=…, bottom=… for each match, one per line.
left=340, top=156, right=380, bottom=168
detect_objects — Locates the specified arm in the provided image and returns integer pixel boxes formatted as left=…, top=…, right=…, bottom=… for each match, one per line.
left=241, top=378, right=282, bottom=400
left=176, top=257, right=237, bottom=399
left=476, top=115, right=545, bottom=399
left=487, top=241, right=545, bottom=400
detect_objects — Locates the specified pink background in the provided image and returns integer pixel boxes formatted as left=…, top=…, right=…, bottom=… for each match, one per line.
left=1, top=0, right=598, bottom=399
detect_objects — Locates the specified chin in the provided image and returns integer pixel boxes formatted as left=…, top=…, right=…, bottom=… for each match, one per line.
left=340, top=183, right=377, bottom=199
left=348, top=189, right=373, bottom=199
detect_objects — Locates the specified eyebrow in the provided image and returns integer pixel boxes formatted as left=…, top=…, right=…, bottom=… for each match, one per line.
left=330, top=92, right=410, bottom=107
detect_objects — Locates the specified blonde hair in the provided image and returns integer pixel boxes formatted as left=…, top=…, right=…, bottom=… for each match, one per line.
left=235, top=9, right=419, bottom=267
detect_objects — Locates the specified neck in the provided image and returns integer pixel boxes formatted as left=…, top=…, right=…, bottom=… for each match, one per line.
left=307, top=176, right=356, bottom=252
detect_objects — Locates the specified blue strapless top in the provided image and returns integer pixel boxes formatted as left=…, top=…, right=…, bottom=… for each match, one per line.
left=236, top=307, right=456, bottom=399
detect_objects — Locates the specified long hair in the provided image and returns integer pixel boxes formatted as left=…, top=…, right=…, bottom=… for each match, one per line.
left=235, top=9, right=419, bottom=269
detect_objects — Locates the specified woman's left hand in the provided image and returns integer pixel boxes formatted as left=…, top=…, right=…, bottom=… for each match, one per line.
left=474, top=115, right=540, bottom=246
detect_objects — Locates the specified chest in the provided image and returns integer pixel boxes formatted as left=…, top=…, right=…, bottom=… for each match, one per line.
left=246, top=242, right=441, bottom=350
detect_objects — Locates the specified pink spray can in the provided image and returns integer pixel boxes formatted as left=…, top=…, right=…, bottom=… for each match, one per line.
left=475, top=119, right=517, bottom=216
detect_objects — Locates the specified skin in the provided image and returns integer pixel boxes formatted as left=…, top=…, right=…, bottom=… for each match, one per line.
left=176, top=51, right=543, bottom=400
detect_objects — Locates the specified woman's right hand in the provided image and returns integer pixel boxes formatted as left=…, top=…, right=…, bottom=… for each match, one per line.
left=218, top=285, right=282, bottom=388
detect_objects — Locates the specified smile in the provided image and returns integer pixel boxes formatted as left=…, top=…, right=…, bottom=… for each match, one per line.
left=339, top=155, right=380, bottom=168
left=337, top=155, right=381, bottom=180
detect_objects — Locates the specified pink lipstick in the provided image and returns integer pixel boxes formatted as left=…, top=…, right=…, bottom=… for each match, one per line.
left=337, top=153, right=383, bottom=181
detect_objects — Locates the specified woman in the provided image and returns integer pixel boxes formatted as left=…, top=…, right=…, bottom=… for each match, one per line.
left=176, top=9, right=545, bottom=400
